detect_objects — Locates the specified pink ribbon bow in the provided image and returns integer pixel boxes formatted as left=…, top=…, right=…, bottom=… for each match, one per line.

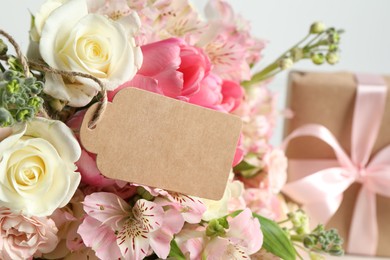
left=282, top=74, right=390, bottom=255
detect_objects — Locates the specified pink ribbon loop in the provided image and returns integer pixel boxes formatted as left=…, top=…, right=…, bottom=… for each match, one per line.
left=282, top=73, right=390, bottom=256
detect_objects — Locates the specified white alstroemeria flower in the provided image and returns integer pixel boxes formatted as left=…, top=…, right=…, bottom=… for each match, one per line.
left=201, top=178, right=245, bottom=221
left=0, top=118, right=81, bottom=217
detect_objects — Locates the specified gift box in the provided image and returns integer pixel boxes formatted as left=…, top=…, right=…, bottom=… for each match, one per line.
left=282, top=71, right=390, bottom=256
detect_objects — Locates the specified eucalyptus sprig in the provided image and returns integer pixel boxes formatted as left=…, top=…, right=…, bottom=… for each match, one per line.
left=0, top=44, right=44, bottom=127
left=242, top=22, right=344, bottom=87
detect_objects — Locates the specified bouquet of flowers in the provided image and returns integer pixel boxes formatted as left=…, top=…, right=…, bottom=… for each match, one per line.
left=0, top=0, right=344, bottom=259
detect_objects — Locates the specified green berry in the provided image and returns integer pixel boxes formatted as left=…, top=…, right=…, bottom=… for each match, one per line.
left=310, top=22, right=326, bottom=34
left=279, top=58, right=294, bottom=70
left=311, top=53, right=325, bottom=65
left=326, top=52, right=339, bottom=64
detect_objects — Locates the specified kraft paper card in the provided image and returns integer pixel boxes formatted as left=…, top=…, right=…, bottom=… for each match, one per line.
left=80, top=87, right=242, bottom=200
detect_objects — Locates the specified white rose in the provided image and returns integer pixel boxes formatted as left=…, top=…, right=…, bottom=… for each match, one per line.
left=0, top=118, right=81, bottom=217
left=27, top=0, right=67, bottom=60
left=39, top=0, right=143, bottom=106
left=30, top=0, right=67, bottom=42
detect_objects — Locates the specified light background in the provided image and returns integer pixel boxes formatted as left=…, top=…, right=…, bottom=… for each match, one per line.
left=2, top=0, right=390, bottom=145
left=2, top=1, right=390, bottom=259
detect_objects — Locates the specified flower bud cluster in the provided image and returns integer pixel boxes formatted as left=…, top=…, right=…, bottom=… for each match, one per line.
left=206, top=217, right=229, bottom=237
left=308, top=24, right=342, bottom=65
left=303, top=224, right=344, bottom=256
left=278, top=22, right=343, bottom=71
left=284, top=209, right=344, bottom=258
left=287, top=209, right=310, bottom=235
left=0, top=69, right=44, bottom=126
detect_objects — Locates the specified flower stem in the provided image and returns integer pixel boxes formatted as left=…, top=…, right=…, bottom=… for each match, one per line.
left=290, top=234, right=306, bottom=242
left=242, top=33, right=310, bottom=88
left=277, top=218, right=290, bottom=225
left=242, top=62, right=280, bottom=87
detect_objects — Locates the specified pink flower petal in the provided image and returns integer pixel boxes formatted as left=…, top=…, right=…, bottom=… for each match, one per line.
left=155, top=69, right=184, bottom=98
left=133, top=199, right=164, bottom=232
left=83, top=192, right=130, bottom=229
left=76, top=150, right=117, bottom=187
left=108, top=74, right=163, bottom=101
left=148, top=228, right=172, bottom=259
left=160, top=208, right=185, bottom=235
left=78, top=216, right=121, bottom=260
left=162, top=193, right=206, bottom=224
left=232, top=134, right=244, bottom=167
left=226, top=208, right=263, bottom=254
left=188, top=73, right=223, bottom=108
left=138, top=38, right=182, bottom=76
left=205, top=237, right=251, bottom=260
left=179, top=46, right=210, bottom=96
left=220, top=80, right=244, bottom=112
left=117, top=218, right=150, bottom=260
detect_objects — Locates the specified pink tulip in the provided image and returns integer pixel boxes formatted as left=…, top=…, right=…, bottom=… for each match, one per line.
left=232, top=134, right=244, bottom=167
left=188, top=73, right=244, bottom=113
left=108, top=37, right=211, bottom=101
left=188, top=73, right=223, bottom=109
left=220, top=79, right=245, bottom=112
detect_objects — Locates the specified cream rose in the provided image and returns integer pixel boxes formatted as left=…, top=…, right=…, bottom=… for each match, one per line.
left=0, top=118, right=81, bottom=217
left=38, top=0, right=143, bottom=106
left=27, top=0, right=67, bottom=60
left=30, top=0, right=67, bottom=42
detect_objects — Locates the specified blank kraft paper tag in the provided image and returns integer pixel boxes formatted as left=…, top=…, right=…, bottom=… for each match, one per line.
left=80, top=87, right=242, bottom=200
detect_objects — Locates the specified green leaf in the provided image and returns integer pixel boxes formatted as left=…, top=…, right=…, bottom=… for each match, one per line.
left=168, top=239, right=186, bottom=260
left=233, top=159, right=257, bottom=172
left=254, top=213, right=297, bottom=260
left=30, top=14, right=36, bottom=30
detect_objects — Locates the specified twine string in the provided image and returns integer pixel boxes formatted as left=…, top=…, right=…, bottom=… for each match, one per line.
left=0, top=29, right=30, bottom=77
left=0, top=29, right=107, bottom=128
left=29, top=61, right=107, bottom=128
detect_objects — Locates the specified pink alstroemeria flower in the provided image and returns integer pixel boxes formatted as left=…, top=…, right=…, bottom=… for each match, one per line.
left=200, top=0, right=266, bottom=82
left=78, top=192, right=184, bottom=260
left=204, top=208, right=263, bottom=259
left=139, top=186, right=206, bottom=224
left=177, top=208, right=263, bottom=259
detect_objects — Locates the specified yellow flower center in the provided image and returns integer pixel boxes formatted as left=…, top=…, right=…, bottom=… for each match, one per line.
left=8, top=150, right=46, bottom=192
